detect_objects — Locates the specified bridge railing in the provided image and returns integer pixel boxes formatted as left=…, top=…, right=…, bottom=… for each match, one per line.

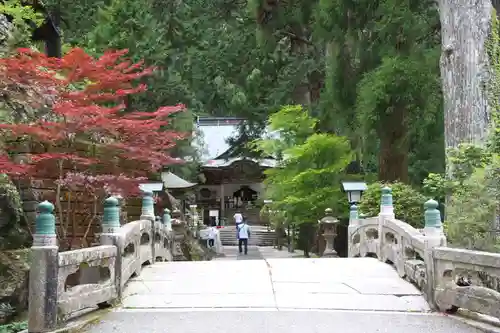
left=28, top=191, right=177, bottom=333
left=348, top=186, right=500, bottom=320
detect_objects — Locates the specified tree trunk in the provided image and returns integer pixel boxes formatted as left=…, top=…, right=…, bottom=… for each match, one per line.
left=438, top=0, right=492, bottom=149
left=438, top=0, right=494, bottom=226
left=378, top=105, right=409, bottom=183
left=290, top=25, right=311, bottom=106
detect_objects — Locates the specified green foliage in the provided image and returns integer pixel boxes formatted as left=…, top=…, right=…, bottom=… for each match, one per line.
left=314, top=0, right=443, bottom=184
left=83, top=0, right=203, bottom=180
left=259, top=106, right=352, bottom=228
left=422, top=173, right=448, bottom=201
left=260, top=207, right=286, bottom=230
left=445, top=163, right=500, bottom=251
left=0, top=174, right=28, bottom=250
left=0, top=320, right=26, bottom=333
left=52, top=0, right=446, bottom=186
left=359, top=182, right=426, bottom=228
left=487, top=9, right=500, bottom=135
left=0, top=0, right=44, bottom=52
left=252, top=105, right=316, bottom=159
left=357, top=53, right=440, bottom=133
left=423, top=144, right=489, bottom=202
left=85, top=0, right=168, bottom=63
left=44, top=0, right=110, bottom=45
left=0, top=0, right=44, bottom=26
left=423, top=145, right=500, bottom=251
left=447, top=144, right=489, bottom=181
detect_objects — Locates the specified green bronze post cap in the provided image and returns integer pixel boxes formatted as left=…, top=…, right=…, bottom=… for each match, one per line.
left=38, top=200, right=54, bottom=213
left=381, top=186, right=392, bottom=195
left=104, top=196, right=119, bottom=207
left=325, top=208, right=333, bottom=215
left=164, top=208, right=171, bottom=214
left=424, top=199, right=438, bottom=210
left=350, top=204, right=358, bottom=211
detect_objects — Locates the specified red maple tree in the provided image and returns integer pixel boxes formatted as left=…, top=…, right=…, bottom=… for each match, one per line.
left=0, top=48, right=187, bottom=246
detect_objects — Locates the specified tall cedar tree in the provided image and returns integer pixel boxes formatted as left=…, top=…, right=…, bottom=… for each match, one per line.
left=0, top=47, right=186, bottom=196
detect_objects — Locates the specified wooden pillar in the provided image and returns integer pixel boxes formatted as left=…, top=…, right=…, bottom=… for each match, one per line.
left=219, top=183, right=224, bottom=225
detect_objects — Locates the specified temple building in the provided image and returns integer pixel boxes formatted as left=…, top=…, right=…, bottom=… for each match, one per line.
left=194, top=117, right=276, bottom=226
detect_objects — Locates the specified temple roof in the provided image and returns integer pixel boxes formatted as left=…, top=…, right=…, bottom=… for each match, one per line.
left=193, top=116, right=278, bottom=168
left=161, top=171, right=197, bottom=189
left=202, top=157, right=277, bottom=168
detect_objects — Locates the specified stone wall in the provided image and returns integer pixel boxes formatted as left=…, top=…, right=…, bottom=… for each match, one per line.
left=8, top=141, right=154, bottom=249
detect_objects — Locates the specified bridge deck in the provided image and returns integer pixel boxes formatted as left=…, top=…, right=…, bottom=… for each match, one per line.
left=84, top=247, right=483, bottom=333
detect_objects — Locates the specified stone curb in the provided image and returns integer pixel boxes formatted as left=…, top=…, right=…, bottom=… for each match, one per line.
left=18, top=308, right=111, bottom=333
left=447, top=310, right=500, bottom=333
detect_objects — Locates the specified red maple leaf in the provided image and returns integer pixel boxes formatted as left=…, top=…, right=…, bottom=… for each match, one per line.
left=0, top=47, right=188, bottom=197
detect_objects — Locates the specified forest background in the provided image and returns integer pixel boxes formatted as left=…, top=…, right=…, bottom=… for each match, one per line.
left=1, top=0, right=500, bottom=254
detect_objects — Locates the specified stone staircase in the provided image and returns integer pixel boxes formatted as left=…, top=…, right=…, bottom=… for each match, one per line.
left=223, top=207, right=268, bottom=226
left=218, top=226, right=275, bottom=246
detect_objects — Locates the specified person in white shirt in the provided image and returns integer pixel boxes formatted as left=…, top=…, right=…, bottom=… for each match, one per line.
left=233, top=212, right=243, bottom=224
left=208, top=224, right=217, bottom=247
left=237, top=219, right=251, bottom=255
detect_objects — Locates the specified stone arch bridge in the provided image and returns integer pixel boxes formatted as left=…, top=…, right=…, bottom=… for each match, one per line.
left=26, top=189, right=500, bottom=333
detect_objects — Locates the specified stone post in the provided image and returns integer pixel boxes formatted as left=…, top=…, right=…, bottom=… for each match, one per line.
left=140, top=190, right=155, bottom=221
left=100, top=196, right=123, bottom=299
left=163, top=208, right=174, bottom=256
left=163, top=208, right=172, bottom=232
left=422, top=199, right=447, bottom=306
left=155, top=215, right=161, bottom=237
left=102, top=196, right=121, bottom=234
left=28, top=201, right=58, bottom=333
left=348, top=204, right=359, bottom=257
left=349, top=204, right=359, bottom=227
left=379, top=186, right=395, bottom=218
left=140, top=190, right=155, bottom=263
left=378, top=186, right=395, bottom=259
left=423, top=199, right=445, bottom=238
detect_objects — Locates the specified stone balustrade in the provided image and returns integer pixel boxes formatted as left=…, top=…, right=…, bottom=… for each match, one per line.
left=348, top=186, right=500, bottom=320
left=28, top=191, right=176, bottom=333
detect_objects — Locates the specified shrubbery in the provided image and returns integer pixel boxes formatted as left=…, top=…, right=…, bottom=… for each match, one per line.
left=359, top=181, right=426, bottom=228
left=0, top=320, right=26, bottom=333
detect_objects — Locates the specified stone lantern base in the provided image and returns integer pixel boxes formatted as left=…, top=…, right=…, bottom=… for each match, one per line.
left=322, top=232, right=338, bottom=257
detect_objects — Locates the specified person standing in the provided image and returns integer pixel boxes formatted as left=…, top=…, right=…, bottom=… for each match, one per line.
left=233, top=211, right=243, bottom=225
left=208, top=223, right=217, bottom=247
left=237, top=219, right=251, bottom=255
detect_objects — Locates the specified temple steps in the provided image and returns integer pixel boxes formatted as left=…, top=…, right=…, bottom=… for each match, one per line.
left=218, top=227, right=275, bottom=246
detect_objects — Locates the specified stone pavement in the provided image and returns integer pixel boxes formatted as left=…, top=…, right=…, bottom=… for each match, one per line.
left=85, top=310, right=483, bottom=333
left=215, top=245, right=264, bottom=260
left=84, top=247, right=483, bottom=333
left=216, top=245, right=304, bottom=260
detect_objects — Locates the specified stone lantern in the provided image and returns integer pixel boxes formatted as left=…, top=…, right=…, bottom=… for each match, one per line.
left=319, top=208, right=339, bottom=257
